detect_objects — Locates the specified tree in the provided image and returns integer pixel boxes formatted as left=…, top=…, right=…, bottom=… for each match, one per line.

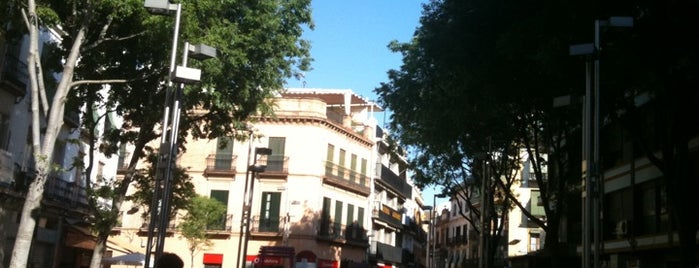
left=5, top=0, right=312, bottom=267
left=376, top=0, right=588, bottom=265
left=179, top=195, right=227, bottom=268
left=379, top=0, right=699, bottom=267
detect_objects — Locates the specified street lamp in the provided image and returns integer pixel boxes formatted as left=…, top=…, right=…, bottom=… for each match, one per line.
left=142, top=1, right=217, bottom=267
left=237, top=147, right=273, bottom=268
left=569, top=16, right=633, bottom=268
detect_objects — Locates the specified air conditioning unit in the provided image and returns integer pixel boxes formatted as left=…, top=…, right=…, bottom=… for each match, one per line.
left=615, top=220, right=629, bottom=236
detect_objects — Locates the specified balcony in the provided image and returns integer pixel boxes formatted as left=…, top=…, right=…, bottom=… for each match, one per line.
left=322, top=161, right=370, bottom=196
left=316, top=219, right=369, bottom=246
left=373, top=203, right=402, bottom=229
left=250, top=215, right=282, bottom=236
left=378, top=165, right=412, bottom=199
left=405, top=221, right=427, bottom=243
left=44, top=176, right=89, bottom=210
left=369, top=241, right=403, bottom=264
left=203, top=154, right=237, bottom=177
left=0, top=51, right=29, bottom=97
left=206, top=213, right=234, bottom=236
left=138, top=217, right=177, bottom=235
left=448, top=234, right=468, bottom=245
left=260, top=155, right=289, bottom=179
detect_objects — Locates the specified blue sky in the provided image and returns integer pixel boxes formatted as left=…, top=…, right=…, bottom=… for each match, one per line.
left=284, top=0, right=447, bottom=207
left=285, top=1, right=425, bottom=99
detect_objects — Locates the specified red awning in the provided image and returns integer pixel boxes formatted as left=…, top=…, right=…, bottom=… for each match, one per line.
left=203, top=253, right=223, bottom=265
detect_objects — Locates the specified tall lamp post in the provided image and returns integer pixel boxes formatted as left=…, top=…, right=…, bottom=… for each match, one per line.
left=237, top=147, right=273, bottom=268
left=569, top=16, right=633, bottom=268
left=142, top=1, right=217, bottom=267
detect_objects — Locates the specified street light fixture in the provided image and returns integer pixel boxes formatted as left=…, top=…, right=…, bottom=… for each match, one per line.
left=142, top=1, right=217, bottom=267
left=237, top=147, right=273, bottom=268
left=570, top=16, right=633, bottom=268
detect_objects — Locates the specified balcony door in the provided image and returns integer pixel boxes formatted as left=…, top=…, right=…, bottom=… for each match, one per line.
left=259, top=192, right=281, bottom=232
left=266, top=137, right=285, bottom=172
left=214, top=137, right=234, bottom=170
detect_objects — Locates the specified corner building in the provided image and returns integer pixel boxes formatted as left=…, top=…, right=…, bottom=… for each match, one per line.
left=111, top=88, right=385, bottom=268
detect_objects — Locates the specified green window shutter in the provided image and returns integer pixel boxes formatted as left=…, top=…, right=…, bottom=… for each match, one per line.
left=325, top=145, right=335, bottom=176
left=338, top=149, right=346, bottom=178
left=334, top=200, right=343, bottom=235
left=209, top=190, right=229, bottom=230
left=350, top=154, right=357, bottom=183
left=346, top=204, right=355, bottom=226
left=259, top=192, right=281, bottom=232
left=360, top=158, right=367, bottom=186
left=531, top=190, right=545, bottom=216
left=210, top=190, right=229, bottom=208
left=357, top=207, right=365, bottom=227
left=326, top=144, right=334, bottom=162
left=267, top=137, right=285, bottom=171
left=320, top=197, right=332, bottom=235
left=214, top=137, right=234, bottom=169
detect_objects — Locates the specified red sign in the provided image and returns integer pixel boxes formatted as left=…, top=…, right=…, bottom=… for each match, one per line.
left=203, top=254, right=223, bottom=265
left=318, top=259, right=339, bottom=268
left=246, top=255, right=282, bottom=266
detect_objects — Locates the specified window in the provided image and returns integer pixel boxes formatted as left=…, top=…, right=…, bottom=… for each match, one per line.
left=325, top=144, right=334, bottom=176
left=529, top=233, right=540, bottom=252
left=51, top=140, right=67, bottom=177
left=117, top=143, right=128, bottom=169
left=96, top=162, right=105, bottom=181
left=267, top=137, right=285, bottom=172
left=259, top=192, right=281, bottom=232
left=210, top=190, right=229, bottom=230
left=338, top=149, right=346, bottom=178
left=214, top=136, right=234, bottom=170
left=334, top=200, right=343, bottom=234
left=360, top=158, right=367, bottom=186
left=321, top=197, right=332, bottom=234
left=0, top=112, right=9, bottom=150
left=357, top=207, right=365, bottom=227
left=350, top=154, right=357, bottom=183
left=346, top=204, right=355, bottom=227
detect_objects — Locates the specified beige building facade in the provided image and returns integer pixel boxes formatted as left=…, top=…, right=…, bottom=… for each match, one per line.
left=111, top=88, right=383, bottom=268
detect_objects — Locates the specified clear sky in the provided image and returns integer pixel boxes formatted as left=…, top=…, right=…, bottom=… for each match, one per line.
left=285, top=0, right=425, bottom=105
left=284, top=0, right=447, bottom=207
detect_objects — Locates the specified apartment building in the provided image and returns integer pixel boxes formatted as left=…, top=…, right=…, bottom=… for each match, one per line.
left=0, top=28, right=106, bottom=267
left=592, top=95, right=699, bottom=268
left=369, top=127, right=429, bottom=268
left=110, top=88, right=428, bottom=268
left=506, top=150, right=546, bottom=266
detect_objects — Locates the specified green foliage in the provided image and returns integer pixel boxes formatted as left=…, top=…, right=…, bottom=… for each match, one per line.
left=128, top=150, right=196, bottom=220
left=378, top=0, right=699, bottom=265
left=179, top=195, right=227, bottom=253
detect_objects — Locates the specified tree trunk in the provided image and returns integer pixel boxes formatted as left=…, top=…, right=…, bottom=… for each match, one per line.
left=9, top=0, right=86, bottom=266
left=89, top=236, right=107, bottom=268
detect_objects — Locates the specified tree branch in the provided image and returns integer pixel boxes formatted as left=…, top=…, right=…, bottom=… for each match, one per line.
left=69, top=79, right=129, bottom=87
left=81, top=15, right=146, bottom=52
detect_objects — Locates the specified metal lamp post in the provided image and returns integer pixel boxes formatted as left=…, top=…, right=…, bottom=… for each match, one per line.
left=569, top=16, right=633, bottom=268
left=142, top=1, right=217, bottom=267
left=237, top=147, right=273, bottom=268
